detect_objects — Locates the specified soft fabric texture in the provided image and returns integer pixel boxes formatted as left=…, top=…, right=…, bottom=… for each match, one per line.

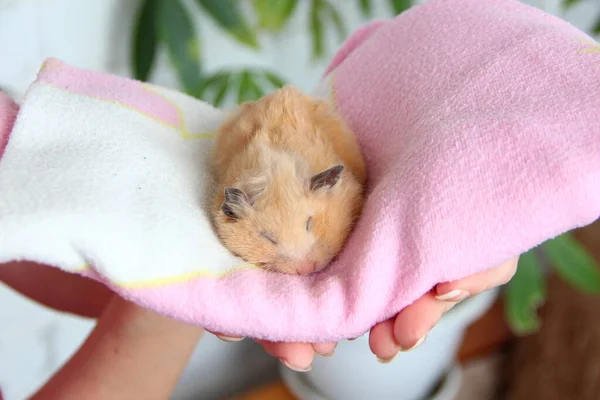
left=0, top=91, right=17, bottom=155
left=1, top=0, right=600, bottom=342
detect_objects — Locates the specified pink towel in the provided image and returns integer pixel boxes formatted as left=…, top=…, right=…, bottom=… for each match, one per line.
left=0, top=91, right=18, bottom=155
left=0, top=0, right=599, bottom=342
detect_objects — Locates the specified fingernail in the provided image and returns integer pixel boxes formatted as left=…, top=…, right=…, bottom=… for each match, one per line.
left=435, top=289, right=470, bottom=301
left=376, top=348, right=400, bottom=364
left=400, top=335, right=427, bottom=352
left=216, top=334, right=245, bottom=342
left=319, top=342, right=337, bottom=357
left=281, top=359, right=312, bottom=372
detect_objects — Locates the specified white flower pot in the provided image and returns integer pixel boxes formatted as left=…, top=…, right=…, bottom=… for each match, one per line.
left=282, top=361, right=464, bottom=400
left=280, top=288, right=500, bottom=400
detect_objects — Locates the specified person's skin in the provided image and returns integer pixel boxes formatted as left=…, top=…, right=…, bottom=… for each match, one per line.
left=1, top=261, right=204, bottom=400
left=211, top=257, right=519, bottom=370
left=0, top=257, right=518, bottom=396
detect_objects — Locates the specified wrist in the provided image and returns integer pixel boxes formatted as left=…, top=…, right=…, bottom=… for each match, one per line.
left=31, top=295, right=204, bottom=400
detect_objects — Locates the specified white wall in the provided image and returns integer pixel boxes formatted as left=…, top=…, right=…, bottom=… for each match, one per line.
left=0, top=0, right=597, bottom=399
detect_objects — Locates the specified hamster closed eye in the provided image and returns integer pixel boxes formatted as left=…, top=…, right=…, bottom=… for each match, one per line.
left=210, top=85, right=367, bottom=275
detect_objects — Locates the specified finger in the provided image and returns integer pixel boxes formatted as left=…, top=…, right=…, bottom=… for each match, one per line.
left=368, top=318, right=399, bottom=362
left=256, top=341, right=314, bottom=372
left=435, top=257, right=519, bottom=301
left=205, top=330, right=245, bottom=343
left=393, top=290, right=455, bottom=350
left=312, top=342, right=337, bottom=357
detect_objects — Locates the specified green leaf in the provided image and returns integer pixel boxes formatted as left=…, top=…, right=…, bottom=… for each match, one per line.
left=389, top=0, right=412, bottom=15
left=309, top=0, right=325, bottom=60
left=196, top=71, right=226, bottom=100
left=158, top=0, right=202, bottom=95
left=562, top=0, right=581, bottom=10
left=248, top=76, right=265, bottom=100
left=544, top=233, right=600, bottom=294
left=236, top=71, right=265, bottom=103
left=324, top=2, right=347, bottom=43
left=195, top=0, right=259, bottom=49
left=132, top=0, right=159, bottom=81
left=309, top=0, right=346, bottom=60
left=593, top=15, right=600, bottom=36
left=359, top=0, right=372, bottom=17
left=504, top=249, right=546, bottom=336
left=253, top=0, right=298, bottom=32
left=211, top=72, right=232, bottom=107
left=262, top=70, right=287, bottom=89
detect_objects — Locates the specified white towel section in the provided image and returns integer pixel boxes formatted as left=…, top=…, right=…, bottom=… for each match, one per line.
left=0, top=81, right=248, bottom=286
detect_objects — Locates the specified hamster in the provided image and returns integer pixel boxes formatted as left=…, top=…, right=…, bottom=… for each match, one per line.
left=209, top=85, right=367, bottom=275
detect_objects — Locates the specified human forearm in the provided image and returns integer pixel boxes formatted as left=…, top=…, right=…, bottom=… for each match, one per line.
left=30, top=295, right=204, bottom=400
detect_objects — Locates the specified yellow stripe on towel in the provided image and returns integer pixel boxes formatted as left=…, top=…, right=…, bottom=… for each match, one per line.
left=73, top=262, right=263, bottom=289
left=141, top=84, right=215, bottom=140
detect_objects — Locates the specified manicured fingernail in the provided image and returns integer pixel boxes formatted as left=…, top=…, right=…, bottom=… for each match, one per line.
left=281, top=359, right=312, bottom=372
left=435, top=289, right=470, bottom=301
left=376, top=348, right=400, bottom=364
left=216, top=334, right=245, bottom=342
left=400, top=335, right=427, bottom=352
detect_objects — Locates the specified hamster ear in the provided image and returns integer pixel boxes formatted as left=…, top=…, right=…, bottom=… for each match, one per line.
left=221, top=187, right=250, bottom=220
left=310, top=165, right=344, bottom=191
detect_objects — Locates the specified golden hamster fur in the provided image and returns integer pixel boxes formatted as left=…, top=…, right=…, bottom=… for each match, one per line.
left=210, top=85, right=367, bottom=275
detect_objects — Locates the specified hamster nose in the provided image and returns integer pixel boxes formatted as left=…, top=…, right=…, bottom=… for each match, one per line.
left=296, top=261, right=317, bottom=275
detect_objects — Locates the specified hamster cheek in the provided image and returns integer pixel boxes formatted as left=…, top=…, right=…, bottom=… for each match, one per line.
left=268, top=260, right=302, bottom=275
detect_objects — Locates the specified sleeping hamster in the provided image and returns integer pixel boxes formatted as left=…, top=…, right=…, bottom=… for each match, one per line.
left=210, top=85, right=367, bottom=275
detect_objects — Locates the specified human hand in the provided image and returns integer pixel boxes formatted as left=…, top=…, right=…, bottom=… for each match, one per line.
left=368, top=256, right=519, bottom=362
left=0, top=257, right=518, bottom=375
left=213, top=257, right=519, bottom=371
left=0, top=260, right=113, bottom=318
left=0, top=262, right=204, bottom=399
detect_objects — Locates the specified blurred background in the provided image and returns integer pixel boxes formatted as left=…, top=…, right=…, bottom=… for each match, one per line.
left=0, top=0, right=599, bottom=399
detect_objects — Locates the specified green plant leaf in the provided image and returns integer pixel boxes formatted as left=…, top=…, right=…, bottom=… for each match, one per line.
left=504, top=249, right=546, bottom=336
left=593, top=15, right=600, bottom=35
left=309, top=0, right=346, bottom=60
left=544, top=233, right=600, bottom=294
left=389, top=0, right=412, bottom=15
left=562, top=0, right=581, bottom=10
left=359, top=0, right=372, bottom=17
left=236, top=71, right=265, bottom=103
left=211, top=72, right=232, bottom=107
left=132, top=0, right=159, bottom=81
left=262, top=70, right=287, bottom=88
left=324, top=1, right=347, bottom=43
left=309, top=0, right=325, bottom=60
left=195, top=0, right=259, bottom=49
left=253, top=0, right=298, bottom=32
left=248, top=76, right=266, bottom=100
left=158, top=0, right=202, bottom=95
left=196, top=71, right=227, bottom=102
